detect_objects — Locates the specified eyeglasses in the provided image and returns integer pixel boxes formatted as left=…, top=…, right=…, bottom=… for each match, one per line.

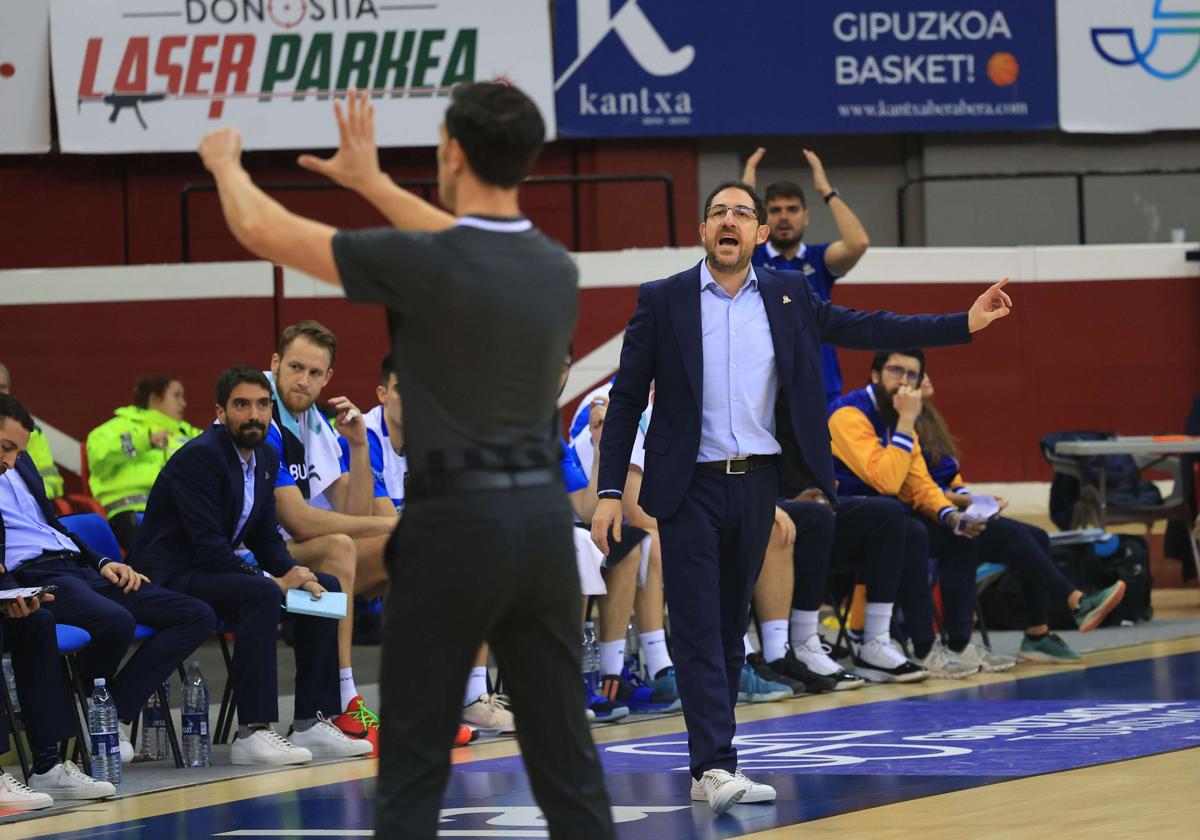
left=882, top=365, right=921, bottom=385
left=706, top=204, right=758, bottom=222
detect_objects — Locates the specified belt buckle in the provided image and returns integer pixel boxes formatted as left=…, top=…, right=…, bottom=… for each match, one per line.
left=725, top=457, right=750, bottom=475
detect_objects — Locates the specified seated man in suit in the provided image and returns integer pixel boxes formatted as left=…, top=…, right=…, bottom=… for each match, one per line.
left=129, top=366, right=371, bottom=765
left=0, top=394, right=216, bottom=765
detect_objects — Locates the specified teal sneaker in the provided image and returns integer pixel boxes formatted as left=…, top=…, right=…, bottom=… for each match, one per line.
left=1073, top=581, right=1127, bottom=633
left=737, top=662, right=791, bottom=703
left=1018, top=632, right=1082, bottom=664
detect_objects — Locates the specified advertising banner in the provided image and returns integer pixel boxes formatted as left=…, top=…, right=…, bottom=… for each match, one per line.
left=1058, top=0, right=1200, bottom=132
left=553, top=0, right=1058, bottom=137
left=0, top=0, right=53, bottom=154
left=50, top=0, right=556, bottom=153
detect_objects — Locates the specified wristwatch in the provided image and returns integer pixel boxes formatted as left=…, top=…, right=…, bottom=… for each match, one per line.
left=822, top=188, right=840, bottom=204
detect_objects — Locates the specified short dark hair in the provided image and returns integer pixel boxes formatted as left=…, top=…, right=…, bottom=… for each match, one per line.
left=764, top=180, right=807, bottom=209
left=216, top=366, right=272, bottom=409
left=133, top=374, right=181, bottom=409
left=871, top=349, right=926, bottom=383
left=278, top=320, right=337, bottom=365
left=379, top=354, right=397, bottom=387
left=0, top=393, right=34, bottom=432
left=445, top=82, right=545, bottom=188
left=702, top=180, right=766, bottom=225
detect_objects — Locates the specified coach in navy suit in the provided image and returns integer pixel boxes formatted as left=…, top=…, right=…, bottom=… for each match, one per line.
left=592, top=181, right=1012, bottom=813
left=129, top=366, right=352, bottom=765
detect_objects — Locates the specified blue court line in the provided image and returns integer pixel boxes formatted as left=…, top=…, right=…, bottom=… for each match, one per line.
left=11, top=650, right=1200, bottom=839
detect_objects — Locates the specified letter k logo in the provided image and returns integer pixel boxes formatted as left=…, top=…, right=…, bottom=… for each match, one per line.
left=556, top=0, right=696, bottom=90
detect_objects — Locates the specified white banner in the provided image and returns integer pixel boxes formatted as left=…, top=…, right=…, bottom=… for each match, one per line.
left=49, top=0, right=556, bottom=153
left=0, top=0, right=52, bottom=153
left=1058, top=0, right=1200, bottom=132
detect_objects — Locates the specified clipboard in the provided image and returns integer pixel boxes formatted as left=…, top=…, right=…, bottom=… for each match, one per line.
left=284, top=589, right=348, bottom=620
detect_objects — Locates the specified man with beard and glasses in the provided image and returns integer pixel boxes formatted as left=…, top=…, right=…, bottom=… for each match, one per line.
left=129, top=366, right=370, bottom=766
left=591, top=180, right=1013, bottom=815
left=741, top=148, right=871, bottom=407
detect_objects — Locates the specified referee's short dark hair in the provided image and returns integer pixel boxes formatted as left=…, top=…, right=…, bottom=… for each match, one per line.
left=0, top=393, right=34, bottom=432
left=216, top=366, right=272, bottom=409
left=702, top=180, right=767, bottom=225
left=445, top=81, right=545, bottom=188
left=379, top=354, right=397, bottom=387
left=764, top=180, right=807, bottom=209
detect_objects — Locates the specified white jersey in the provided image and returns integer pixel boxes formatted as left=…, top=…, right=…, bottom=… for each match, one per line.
left=363, top=405, right=408, bottom=514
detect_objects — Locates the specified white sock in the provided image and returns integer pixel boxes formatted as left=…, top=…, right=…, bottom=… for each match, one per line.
left=464, top=666, right=489, bottom=707
left=789, top=610, right=819, bottom=649
left=743, top=633, right=756, bottom=656
left=760, top=620, right=790, bottom=663
left=640, top=630, right=672, bottom=677
left=338, top=668, right=357, bottom=710
left=599, top=639, right=625, bottom=677
left=864, top=602, right=894, bottom=641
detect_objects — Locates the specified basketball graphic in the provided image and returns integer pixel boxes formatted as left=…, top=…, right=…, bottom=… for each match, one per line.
left=987, top=51, right=1019, bottom=87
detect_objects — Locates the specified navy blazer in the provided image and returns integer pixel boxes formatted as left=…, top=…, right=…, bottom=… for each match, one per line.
left=598, top=263, right=972, bottom=519
left=129, top=424, right=296, bottom=587
left=0, top=452, right=111, bottom=589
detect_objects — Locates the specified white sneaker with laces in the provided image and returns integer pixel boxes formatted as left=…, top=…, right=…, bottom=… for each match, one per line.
left=958, top=641, right=1017, bottom=673
left=690, top=767, right=775, bottom=804
left=696, top=768, right=749, bottom=815
left=288, top=715, right=373, bottom=759
left=917, top=642, right=979, bottom=679
left=852, top=635, right=929, bottom=683
left=118, top=720, right=134, bottom=764
left=27, top=761, right=116, bottom=800
left=463, top=693, right=516, bottom=733
left=0, top=771, right=54, bottom=809
left=230, top=727, right=314, bottom=766
left=792, top=634, right=842, bottom=676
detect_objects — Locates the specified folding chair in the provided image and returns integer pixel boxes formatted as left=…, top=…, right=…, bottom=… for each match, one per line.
left=0, top=657, right=31, bottom=781
left=126, top=625, right=183, bottom=768
left=56, top=624, right=94, bottom=776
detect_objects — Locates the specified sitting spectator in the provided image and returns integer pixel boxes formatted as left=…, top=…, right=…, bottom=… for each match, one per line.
left=915, top=372, right=1127, bottom=663
left=129, top=366, right=371, bottom=765
left=0, top=361, right=64, bottom=500
left=86, top=374, right=202, bottom=551
left=0, top=394, right=216, bottom=762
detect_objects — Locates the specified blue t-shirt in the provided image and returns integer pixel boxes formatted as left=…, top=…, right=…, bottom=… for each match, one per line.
left=752, top=240, right=842, bottom=406
left=337, top=434, right=390, bottom=501
left=560, top=438, right=589, bottom=493
left=265, top=424, right=297, bottom=489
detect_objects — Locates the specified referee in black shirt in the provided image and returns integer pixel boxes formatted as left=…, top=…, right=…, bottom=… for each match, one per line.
left=199, top=84, right=614, bottom=839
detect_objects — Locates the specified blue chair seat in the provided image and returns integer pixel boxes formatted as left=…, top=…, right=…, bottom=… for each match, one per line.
left=133, top=623, right=158, bottom=642
left=56, top=624, right=92, bottom=654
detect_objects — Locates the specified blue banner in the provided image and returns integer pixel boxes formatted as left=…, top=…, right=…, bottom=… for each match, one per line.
left=553, top=1, right=1058, bottom=136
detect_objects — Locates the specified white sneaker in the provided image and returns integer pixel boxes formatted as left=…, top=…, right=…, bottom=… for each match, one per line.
left=957, top=641, right=1017, bottom=672
left=288, top=715, right=373, bottom=759
left=118, top=720, right=134, bottom=765
left=230, top=727, right=314, bottom=766
left=851, top=635, right=929, bottom=683
left=0, top=771, right=54, bottom=810
left=917, top=642, right=979, bottom=680
left=696, top=768, right=748, bottom=815
left=463, top=693, right=516, bottom=733
left=27, top=761, right=116, bottom=800
left=692, top=768, right=777, bottom=804
left=792, top=634, right=843, bottom=677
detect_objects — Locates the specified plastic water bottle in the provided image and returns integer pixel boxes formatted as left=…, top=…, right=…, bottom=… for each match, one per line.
left=181, top=661, right=211, bottom=768
left=623, top=622, right=642, bottom=680
left=3, top=658, right=18, bottom=713
left=581, top=621, right=600, bottom=693
left=139, top=681, right=170, bottom=761
left=88, top=678, right=121, bottom=787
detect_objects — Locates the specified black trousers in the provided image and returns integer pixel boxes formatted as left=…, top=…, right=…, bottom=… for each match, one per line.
left=376, top=485, right=613, bottom=840
left=657, top=464, right=778, bottom=780
left=903, top=512, right=979, bottom=644
left=1, top=610, right=75, bottom=753
left=976, top=518, right=1076, bottom=627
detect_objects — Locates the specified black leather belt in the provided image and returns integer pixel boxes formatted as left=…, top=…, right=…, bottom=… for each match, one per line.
left=18, top=550, right=80, bottom=568
left=698, top=455, right=778, bottom=475
left=409, top=467, right=561, bottom=499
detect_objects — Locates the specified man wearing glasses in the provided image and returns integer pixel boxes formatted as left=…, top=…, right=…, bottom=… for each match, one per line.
left=591, top=180, right=1014, bottom=814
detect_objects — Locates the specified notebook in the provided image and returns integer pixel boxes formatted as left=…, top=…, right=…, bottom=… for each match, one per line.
left=285, top=589, right=348, bottom=620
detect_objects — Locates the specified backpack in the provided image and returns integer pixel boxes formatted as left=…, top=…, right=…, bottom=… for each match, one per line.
left=1040, top=431, right=1163, bottom=530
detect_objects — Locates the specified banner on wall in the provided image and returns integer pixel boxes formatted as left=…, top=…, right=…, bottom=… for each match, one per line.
left=1058, top=0, right=1200, bottom=132
left=49, top=0, right=556, bottom=153
left=0, top=0, right=53, bottom=153
left=553, top=0, right=1058, bottom=137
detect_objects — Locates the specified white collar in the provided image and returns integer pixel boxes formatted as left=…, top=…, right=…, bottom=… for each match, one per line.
left=698, top=259, right=758, bottom=293
left=455, top=216, right=533, bottom=233
left=765, top=240, right=807, bottom=261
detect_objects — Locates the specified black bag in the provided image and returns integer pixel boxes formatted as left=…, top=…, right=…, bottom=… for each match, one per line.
left=1040, top=431, right=1163, bottom=530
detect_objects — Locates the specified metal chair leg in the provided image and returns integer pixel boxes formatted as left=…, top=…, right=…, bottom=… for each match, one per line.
left=158, top=684, right=183, bottom=768
left=60, top=656, right=92, bottom=776
left=1, top=673, right=32, bottom=782
left=215, top=632, right=236, bottom=744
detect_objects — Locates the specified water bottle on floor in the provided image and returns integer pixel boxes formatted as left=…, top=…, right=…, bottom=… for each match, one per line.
left=139, top=681, right=170, bottom=761
left=181, top=661, right=211, bottom=768
left=581, top=621, right=600, bottom=693
left=624, top=621, right=642, bottom=680
left=3, top=658, right=18, bottom=713
left=88, top=678, right=121, bottom=787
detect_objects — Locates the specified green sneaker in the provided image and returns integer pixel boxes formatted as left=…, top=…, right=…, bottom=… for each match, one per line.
left=1018, top=632, right=1082, bottom=664
left=1073, top=581, right=1127, bottom=633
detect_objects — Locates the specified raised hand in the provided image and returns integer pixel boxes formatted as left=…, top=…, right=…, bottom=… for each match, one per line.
left=968, top=278, right=1013, bottom=333
left=198, top=127, right=243, bottom=174
left=298, top=88, right=383, bottom=192
left=741, top=146, right=766, bottom=187
left=802, top=149, right=832, bottom=195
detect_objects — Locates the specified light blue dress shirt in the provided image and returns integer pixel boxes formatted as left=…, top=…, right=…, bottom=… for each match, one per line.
left=697, top=260, right=782, bottom=462
left=233, top=451, right=256, bottom=544
left=0, top=470, right=81, bottom=569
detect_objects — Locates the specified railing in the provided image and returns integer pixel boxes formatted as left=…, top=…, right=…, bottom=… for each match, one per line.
left=180, top=172, right=677, bottom=262
left=897, top=167, right=1200, bottom=247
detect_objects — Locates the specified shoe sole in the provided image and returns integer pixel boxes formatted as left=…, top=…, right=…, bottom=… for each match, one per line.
left=738, top=689, right=792, bottom=703
left=592, top=707, right=631, bottom=723
left=230, top=755, right=312, bottom=766
left=1077, top=580, right=1127, bottom=633
left=709, top=786, right=746, bottom=815
left=1, top=797, right=55, bottom=809
left=980, top=661, right=1017, bottom=672
left=927, top=667, right=978, bottom=680
left=25, top=789, right=112, bottom=801
left=1018, top=651, right=1083, bottom=665
left=852, top=664, right=928, bottom=684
